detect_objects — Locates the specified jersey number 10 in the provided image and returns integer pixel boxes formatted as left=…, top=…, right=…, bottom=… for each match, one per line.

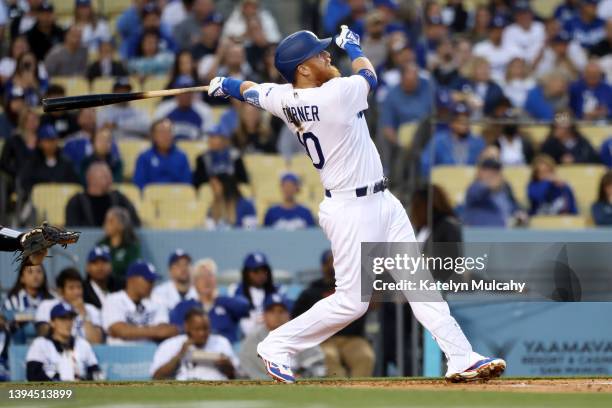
left=296, top=132, right=325, bottom=170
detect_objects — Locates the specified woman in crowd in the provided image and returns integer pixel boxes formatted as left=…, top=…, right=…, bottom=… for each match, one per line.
left=540, top=112, right=600, bottom=164
left=206, top=173, right=257, bottom=229
left=0, top=36, right=31, bottom=84
left=73, top=0, right=111, bottom=53
left=128, top=30, right=174, bottom=77
left=80, top=127, right=123, bottom=184
left=166, top=50, right=199, bottom=91
left=2, top=264, right=54, bottom=344
left=492, top=123, right=535, bottom=166
left=500, top=57, right=536, bottom=109
left=5, top=52, right=48, bottom=107
left=97, top=206, right=141, bottom=282
left=232, top=103, right=277, bottom=153
left=528, top=154, right=578, bottom=215
left=592, top=171, right=612, bottom=226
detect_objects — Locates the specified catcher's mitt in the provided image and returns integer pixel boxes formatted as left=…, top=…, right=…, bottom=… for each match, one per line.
left=17, top=222, right=80, bottom=264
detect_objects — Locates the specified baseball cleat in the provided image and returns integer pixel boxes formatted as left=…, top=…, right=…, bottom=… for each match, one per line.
left=259, top=355, right=295, bottom=384
left=445, top=357, right=506, bottom=383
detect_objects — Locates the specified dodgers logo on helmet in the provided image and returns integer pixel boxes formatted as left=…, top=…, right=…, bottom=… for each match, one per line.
left=274, top=30, right=332, bottom=82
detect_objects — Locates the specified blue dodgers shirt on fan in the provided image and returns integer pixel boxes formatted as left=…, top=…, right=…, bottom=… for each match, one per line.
left=264, top=205, right=315, bottom=230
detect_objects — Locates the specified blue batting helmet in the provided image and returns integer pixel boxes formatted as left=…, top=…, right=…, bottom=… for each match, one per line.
left=274, top=30, right=332, bottom=83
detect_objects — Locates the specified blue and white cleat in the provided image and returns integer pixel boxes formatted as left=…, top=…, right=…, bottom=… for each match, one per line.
left=259, top=355, right=295, bottom=384
left=445, top=357, right=506, bottom=383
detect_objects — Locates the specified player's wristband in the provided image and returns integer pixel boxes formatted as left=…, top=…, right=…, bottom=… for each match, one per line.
left=345, top=43, right=364, bottom=61
left=222, top=78, right=245, bottom=102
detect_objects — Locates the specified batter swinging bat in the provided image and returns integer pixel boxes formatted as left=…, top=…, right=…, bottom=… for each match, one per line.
left=42, top=85, right=210, bottom=113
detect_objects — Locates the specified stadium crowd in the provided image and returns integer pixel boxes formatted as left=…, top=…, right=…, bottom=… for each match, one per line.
left=0, top=0, right=611, bottom=381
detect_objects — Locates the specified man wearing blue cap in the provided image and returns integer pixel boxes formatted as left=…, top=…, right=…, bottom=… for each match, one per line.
left=193, top=125, right=249, bottom=187
left=83, top=245, right=121, bottom=309
left=473, top=15, right=521, bottom=82
left=26, top=303, right=101, bottom=381
left=151, top=249, right=197, bottom=312
left=18, top=124, right=79, bottom=197
left=563, top=0, right=606, bottom=50
left=154, top=75, right=214, bottom=140
left=102, top=260, right=178, bottom=344
left=264, top=172, right=315, bottom=230
left=207, top=24, right=505, bottom=383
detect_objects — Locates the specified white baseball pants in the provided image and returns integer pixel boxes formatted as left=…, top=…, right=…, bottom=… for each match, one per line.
left=257, top=190, right=482, bottom=375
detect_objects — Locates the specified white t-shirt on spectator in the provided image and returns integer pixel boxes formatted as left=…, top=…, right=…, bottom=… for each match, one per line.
left=150, top=280, right=198, bottom=312
left=472, top=41, right=522, bottom=82
left=222, top=8, right=281, bottom=43
left=501, top=77, right=536, bottom=108
left=35, top=299, right=102, bottom=339
left=26, top=336, right=98, bottom=381
left=149, top=334, right=238, bottom=380
left=101, top=290, right=169, bottom=345
left=502, top=22, right=546, bottom=63
left=534, top=43, right=588, bottom=79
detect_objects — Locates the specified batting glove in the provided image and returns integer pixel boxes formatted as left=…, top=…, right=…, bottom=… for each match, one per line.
left=208, top=76, right=229, bottom=99
left=335, top=25, right=361, bottom=50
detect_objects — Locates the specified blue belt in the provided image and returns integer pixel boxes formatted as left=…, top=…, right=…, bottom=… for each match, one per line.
left=325, top=178, right=388, bottom=198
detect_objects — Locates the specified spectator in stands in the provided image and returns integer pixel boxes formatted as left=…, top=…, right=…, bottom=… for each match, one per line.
left=0, top=36, right=36, bottom=83
left=18, top=124, right=79, bottom=197
left=540, top=112, right=600, bottom=164
left=199, top=40, right=253, bottom=83
left=243, top=14, right=272, bottom=76
left=162, top=0, right=190, bottom=30
left=264, top=173, right=315, bottom=230
left=65, top=162, right=140, bottom=227
left=165, top=50, right=199, bottom=91
left=564, top=0, right=606, bottom=50
left=428, top=37, right=463, bottom=92
left=25, top=2, right=64, bottom=62
left=85, top=39, right=128, bottom=81
left=73, top=0, right=111, bottom=53
left=467, top=5, right=491, bottom=43
left=133, top=119, right=192, bottom=189
left=492, top=123, right=535, bottom=166
left=472, top=15, right=520, bottom=82
left=464, top=158, right=526, bottom=227
left=229, top=252, right=280, bottom=336
left=457, top=57, right=506, bottom=119
left=555, top=0, right=580, bottom=25
left=293, top=250, right=374, bottom=377
left=40, top=84, right=79, bottom=138
left=534, top=29, right=587, bottom=81
left=524, top=71, right=570, bottom=121
left=116, top=0, right=149, bottom=46
left=591, top=19, right=612, bottom=57
left=96, top=77, right=150, bottom=139
left=241, top=293, right=326, bottom=379
left=360, top=10, right=388, bottom=69
left=0, top=108, right=38, bottom=198
left=151, top=308, right=238, bottom=380
left=102, top=261, right=178, bottom=344
left=10, top=0, right=40, bottom=37
left=26, top=303, right=101, bottom=381
left=173, top=0, right=215, bottom=51
left=154, top=76, right=214, bottom=140
left=223, top=0, right=281, bottom=44
left=63, top=108, right=110, bottom=172
left=500, top=57, right=536, bottom=110
left=127, top=29, right=175, bottom=76
left=206, top=173, right=257, bottom=229
left=79, top=127, right=123, bottom=183
left=193, top=126, right=249, bottom=187
left=335, top=0, right=368, bottom=41
left=35, top=268, right=103, bottom=344
left=170, top=258, right=250, bottom=343
left=258, top=44, right=283, bottom=84
left=6, top=52, right=49, bottom=107
left=379, top=63, right=434, bottom=146
left=528, top=154, right=578, bottom=216
left=501, top=1, right=545, bottom=64
left=0, top=86, right=26, bottom=136
left=421, top=104, right=486, bottom=177
left=44, top=25, right=88, bottom=77
left=83, top=245, right=121, bottom=309
left=122, top=2, right=176, bottom=59
left=190, top=12, right=223, bottom=62
left=569, top=60, right=612, bottom=120
left=97, top=206, right=141, bottom=280
left=3, top=264, right=53, bottom=344
left=592, top=170, right=612, bottom=225
left=232, top=103, right=276, bottom=153
left=152, top=249, right=197, bottom=313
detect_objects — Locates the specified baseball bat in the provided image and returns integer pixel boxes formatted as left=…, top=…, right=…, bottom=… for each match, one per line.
left=42, top=85, right=210, bottom=113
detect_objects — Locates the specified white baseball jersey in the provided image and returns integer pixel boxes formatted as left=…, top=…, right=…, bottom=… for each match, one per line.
left=243, top=75, right=384, bottom=191
left=26, top=336, right=98, bottom=381
left=151, top=281, right=198, bottom=312
left=101, top=290, right=169, bottom=345
left=35, top=299, right=102, bottom=339
left=149, top=334, right=238, bottom=380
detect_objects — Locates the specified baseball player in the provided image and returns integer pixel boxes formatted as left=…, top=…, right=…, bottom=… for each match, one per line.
left=207, top=27, right=506, bottom=383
